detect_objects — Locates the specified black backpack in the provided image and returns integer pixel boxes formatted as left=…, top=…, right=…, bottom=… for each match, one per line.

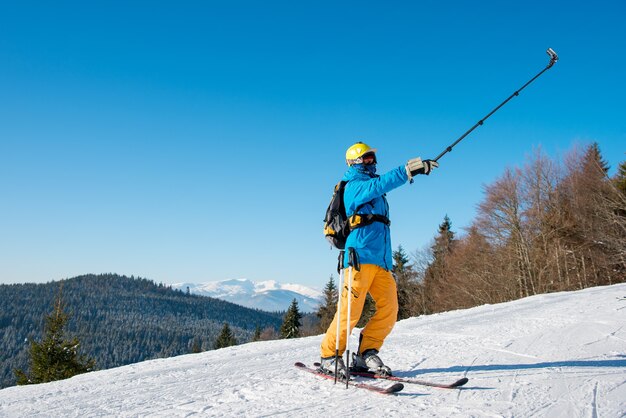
left=323, top=181, right=351, bottom=249
left=323, top=181, right=390, bottom=250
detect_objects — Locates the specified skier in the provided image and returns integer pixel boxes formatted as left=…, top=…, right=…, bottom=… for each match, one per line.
left=319, top=142, right=438, bottom=378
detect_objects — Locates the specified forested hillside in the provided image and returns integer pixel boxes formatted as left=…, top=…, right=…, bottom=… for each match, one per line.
left=0, top=274, right=283, bottom=388
left=412, top=144, right=626, bottom=314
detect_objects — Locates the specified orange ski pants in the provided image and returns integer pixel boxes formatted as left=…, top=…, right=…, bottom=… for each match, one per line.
left=320, top=264, right=398, bottom=358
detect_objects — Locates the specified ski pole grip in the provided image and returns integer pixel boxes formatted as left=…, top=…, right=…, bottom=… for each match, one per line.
left=337, top=250, right=345, bottom=274
left=347, top=247, right=360, bottom=271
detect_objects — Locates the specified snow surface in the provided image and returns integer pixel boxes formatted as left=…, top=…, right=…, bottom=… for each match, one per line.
left=170, top=278, right=322, bottom=312
left=1, top=284, right=625, bottom=417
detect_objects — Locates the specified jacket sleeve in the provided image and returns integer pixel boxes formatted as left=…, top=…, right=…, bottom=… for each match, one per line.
left=346, top=165, right=408, bottom=209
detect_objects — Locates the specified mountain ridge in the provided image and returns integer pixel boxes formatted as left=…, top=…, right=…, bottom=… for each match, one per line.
left=170, top=278, right=322, bottom=312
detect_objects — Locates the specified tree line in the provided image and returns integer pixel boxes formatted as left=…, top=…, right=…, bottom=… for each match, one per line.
left=421, top=143, right=625, bottom=313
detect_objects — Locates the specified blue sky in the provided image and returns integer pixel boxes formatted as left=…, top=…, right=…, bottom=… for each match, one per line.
left=1, top=1, right=624, bottom=288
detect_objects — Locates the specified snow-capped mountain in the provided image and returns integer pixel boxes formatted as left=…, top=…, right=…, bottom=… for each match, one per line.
left=170, top=279, right=322, bottom=313
left=3, top=284, right=625, bottom=416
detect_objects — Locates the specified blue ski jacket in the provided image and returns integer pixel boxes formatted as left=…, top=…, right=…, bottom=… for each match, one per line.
left=342, top=164, right=409, bottom=270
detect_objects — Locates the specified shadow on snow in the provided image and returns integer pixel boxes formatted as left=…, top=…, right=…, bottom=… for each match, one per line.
left=407, top=358, right=626, bottom=377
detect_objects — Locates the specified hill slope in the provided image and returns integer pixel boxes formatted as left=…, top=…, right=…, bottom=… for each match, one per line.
left=0, top=274, right=283, bottom=388
left=1, top=284, right=625, bottom=417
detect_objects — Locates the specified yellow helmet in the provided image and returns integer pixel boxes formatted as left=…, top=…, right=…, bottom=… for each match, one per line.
left=345, top=142, right=377, bottom=166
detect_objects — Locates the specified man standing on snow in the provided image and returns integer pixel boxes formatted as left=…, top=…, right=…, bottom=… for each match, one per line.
left=319, top=141, right=438, bottom=378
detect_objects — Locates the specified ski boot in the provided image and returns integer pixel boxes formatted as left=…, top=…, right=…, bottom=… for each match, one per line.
left=319, top=356, right=348, bottom=379
left=351, top=349, right=392, bottom=376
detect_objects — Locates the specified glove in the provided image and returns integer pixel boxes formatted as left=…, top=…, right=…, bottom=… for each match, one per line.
left=406, top=157, right=439, bottom=180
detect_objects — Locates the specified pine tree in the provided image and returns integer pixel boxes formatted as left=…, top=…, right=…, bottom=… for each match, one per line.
left=584, top=142, right=610, bottom=175
left=427, top=215, right=455, bottom=281
left=436, top=215, right=455, bottom=253
left=280, top=299, right=302, bottom=339
left=252, top=324, right=262, bottom=342
left=214, top=323, right=238, bottom=349
left=14, top=286, right=95, bottom=385
left=316, top=276, right=338, bottom=332
left=424, top=215, right=456, bottom=313
left=393, top=245, right=420, bottom=320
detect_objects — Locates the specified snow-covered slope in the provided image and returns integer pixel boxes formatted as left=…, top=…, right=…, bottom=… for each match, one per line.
left=170, top=278, right=322, bottom=312
left=2, top=284, right=625, bottom=417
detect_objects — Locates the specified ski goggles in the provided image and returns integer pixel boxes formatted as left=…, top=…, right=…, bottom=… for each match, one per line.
left=362, top=152, right=377, bottom=165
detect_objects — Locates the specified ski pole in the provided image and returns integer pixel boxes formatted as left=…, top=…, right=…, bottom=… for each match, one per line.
left=334, top=250, right=345, bottom=384
left=433, top=48, right=559, bottom=163
left=345, top=248, right=360, bottom=389
left=345, top=265, right=353, bottom=388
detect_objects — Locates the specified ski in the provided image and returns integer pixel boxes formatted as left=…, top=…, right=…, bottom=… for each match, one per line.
left=294, top=362, right=404, bottom=395
left=350, top=370, right=469, bottom=389
left=312, top=362, right=468, bottom=389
